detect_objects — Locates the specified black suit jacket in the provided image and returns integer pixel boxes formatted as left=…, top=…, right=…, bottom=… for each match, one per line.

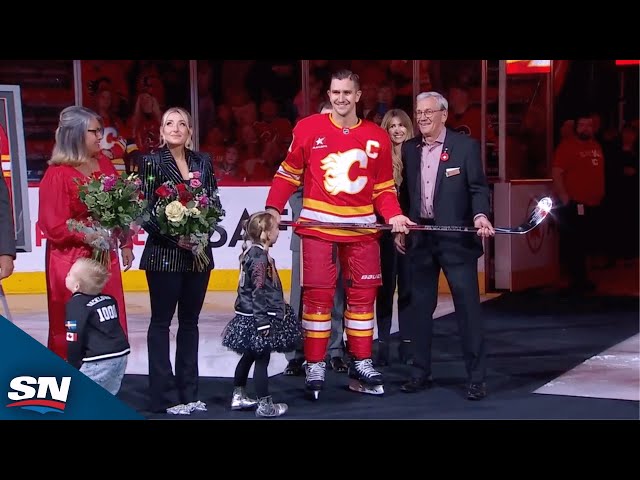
left=0, top=177, right=16, bottom=259
left=399, top=128, right=490, bottom=264
left=139, top=147, right=222, bottom=272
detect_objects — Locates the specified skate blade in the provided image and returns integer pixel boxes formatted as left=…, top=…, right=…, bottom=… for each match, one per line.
left=305, top=389, right=321, bottom=401
left=348, top=379, right=384, bottom=395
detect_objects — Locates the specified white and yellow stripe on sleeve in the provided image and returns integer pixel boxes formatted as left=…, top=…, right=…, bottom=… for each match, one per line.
left=274, top=161, right=303, bottom=187
left=372, top=179, right=397, bottom=200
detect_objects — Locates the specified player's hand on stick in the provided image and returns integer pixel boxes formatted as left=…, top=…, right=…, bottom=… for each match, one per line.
left=388, top=215, right=415, bottom=234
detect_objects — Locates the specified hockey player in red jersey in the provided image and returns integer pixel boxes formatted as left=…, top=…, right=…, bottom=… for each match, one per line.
left=265, top=69, right=414, bottom=399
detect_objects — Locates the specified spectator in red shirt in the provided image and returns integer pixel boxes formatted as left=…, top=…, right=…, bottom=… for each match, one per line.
left=552, top=113, right=605, bottom=292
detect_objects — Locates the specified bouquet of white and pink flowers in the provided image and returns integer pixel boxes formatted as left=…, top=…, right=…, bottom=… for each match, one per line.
left=153, top=171, right=225, bottom=271
left=68, top=172, right=149, bottom=265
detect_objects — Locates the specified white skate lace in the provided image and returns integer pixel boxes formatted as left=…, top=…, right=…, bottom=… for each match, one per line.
left=306, top=361, right=326, bottom=381
left=355, top=358, right=381, bottom=379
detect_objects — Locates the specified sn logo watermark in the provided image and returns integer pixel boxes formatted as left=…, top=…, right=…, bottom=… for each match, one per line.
left=6, top=376, right=71, bottom=414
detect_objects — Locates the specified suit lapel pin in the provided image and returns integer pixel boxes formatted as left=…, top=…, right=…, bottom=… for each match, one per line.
left=440, top=148, right=449, bottom=162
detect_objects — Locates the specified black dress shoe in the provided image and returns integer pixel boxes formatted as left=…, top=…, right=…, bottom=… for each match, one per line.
left=284, top=358, right=305, bottom=376
left=400, top=376, right=434, bottom=393
left=467, top=382, right=487, bottom=401
left=329, top=356, right=348, bottom=373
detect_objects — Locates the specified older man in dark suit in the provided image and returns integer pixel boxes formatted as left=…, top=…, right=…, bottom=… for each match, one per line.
left=0, top=178, right=16, bottom=281
left=396, top=91, right=495, bottom=400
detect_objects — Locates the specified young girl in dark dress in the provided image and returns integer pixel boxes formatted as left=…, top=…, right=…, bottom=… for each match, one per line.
left=222, top=211, right=301, bottom=417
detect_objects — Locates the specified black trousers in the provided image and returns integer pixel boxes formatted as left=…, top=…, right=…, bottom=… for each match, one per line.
left=556, top=202, right=599, bottom=286
left=145, top=270, right=210, bottom=412
left=407, top=233, right=486, bottom=383
left=376, top=230, right=410, bottom=343
left=234, top=350, right=271, bottom=398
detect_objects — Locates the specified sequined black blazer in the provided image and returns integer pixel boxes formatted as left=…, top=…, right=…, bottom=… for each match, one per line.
left=139, top=147, right=222, bottom=272
left=234, top=245, right=286, bottom=328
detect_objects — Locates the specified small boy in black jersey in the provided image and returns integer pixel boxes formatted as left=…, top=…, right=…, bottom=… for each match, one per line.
left=65, top=257, right=130, bottom=395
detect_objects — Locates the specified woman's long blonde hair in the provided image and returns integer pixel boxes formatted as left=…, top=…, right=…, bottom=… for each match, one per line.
left=380, top=109, right=414, bottom=188
left=131, top=92, right=162, bottom=139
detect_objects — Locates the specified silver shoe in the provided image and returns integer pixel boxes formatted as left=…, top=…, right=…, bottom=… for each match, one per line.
left=231, top=387, right=258, bottom=410
left=186, top=400, right=207, bottom=412
left=255, top=396, right=287, bottom=418
left=166, top=404, right=191, bottom=415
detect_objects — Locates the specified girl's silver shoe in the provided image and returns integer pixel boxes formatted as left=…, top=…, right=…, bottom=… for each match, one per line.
left=255, top=396, right=287, bottom=417
left=230, top=387, right=258, bottom=410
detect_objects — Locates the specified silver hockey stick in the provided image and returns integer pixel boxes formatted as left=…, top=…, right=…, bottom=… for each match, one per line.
left=0, top=282, right=13, bottom=322
left=281, top=197, right=553, bottom=235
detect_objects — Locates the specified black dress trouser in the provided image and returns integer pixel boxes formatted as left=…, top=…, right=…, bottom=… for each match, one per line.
left=376, top=230, right=411, bottom=343
left=407, top=231, right=486, bottom=383
left=146, top=270, right=210, bottom=412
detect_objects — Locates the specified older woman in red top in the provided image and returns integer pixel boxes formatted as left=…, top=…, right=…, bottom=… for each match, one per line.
left=38, top=106, right=133, bottom=359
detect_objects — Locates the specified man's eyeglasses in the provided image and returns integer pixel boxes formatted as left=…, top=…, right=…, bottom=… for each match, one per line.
left=415, top=108, right=445, bottom=118
left=88, top=128, right=104, bottom=137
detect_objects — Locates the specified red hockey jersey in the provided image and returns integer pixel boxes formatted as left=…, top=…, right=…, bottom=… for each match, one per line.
left=0, top=123, right=13, bottom=209
left=265, top=113, right=402, bottom=242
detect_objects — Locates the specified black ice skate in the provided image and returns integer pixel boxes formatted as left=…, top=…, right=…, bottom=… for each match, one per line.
left=304, top=361, right=326, bottom=400
left=348, top=358, right=384, bottom=395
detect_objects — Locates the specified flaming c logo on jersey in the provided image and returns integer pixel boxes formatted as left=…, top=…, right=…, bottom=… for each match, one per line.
left=99, top=126, right=119, bottom=150
left=321, top=148, right=368, bottom=195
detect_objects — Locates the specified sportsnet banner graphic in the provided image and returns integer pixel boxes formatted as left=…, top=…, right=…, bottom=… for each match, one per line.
left=0, top=315, right=143, bottom=420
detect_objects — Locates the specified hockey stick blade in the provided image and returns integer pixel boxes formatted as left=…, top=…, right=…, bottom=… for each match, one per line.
left=281, top=197, right=553, bottom=236
left=0, top=283, right=13, bottom=323
left=494, top=196, right=553, bottom=234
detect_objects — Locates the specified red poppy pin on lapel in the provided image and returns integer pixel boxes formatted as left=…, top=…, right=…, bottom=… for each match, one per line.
left=440, top=148, right=449, bottom=162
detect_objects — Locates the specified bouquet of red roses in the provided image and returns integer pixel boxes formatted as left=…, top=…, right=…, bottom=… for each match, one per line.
left=153, top=171, right=225, bottom=271
left=67, top=172, right=148, bottom=265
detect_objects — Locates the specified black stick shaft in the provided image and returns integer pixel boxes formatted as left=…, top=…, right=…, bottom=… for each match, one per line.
left=279, top=221, right=528, bottom=235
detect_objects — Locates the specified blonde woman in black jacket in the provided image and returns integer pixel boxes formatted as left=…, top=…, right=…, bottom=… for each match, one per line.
left=139, top=107, right=222, bottom=415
